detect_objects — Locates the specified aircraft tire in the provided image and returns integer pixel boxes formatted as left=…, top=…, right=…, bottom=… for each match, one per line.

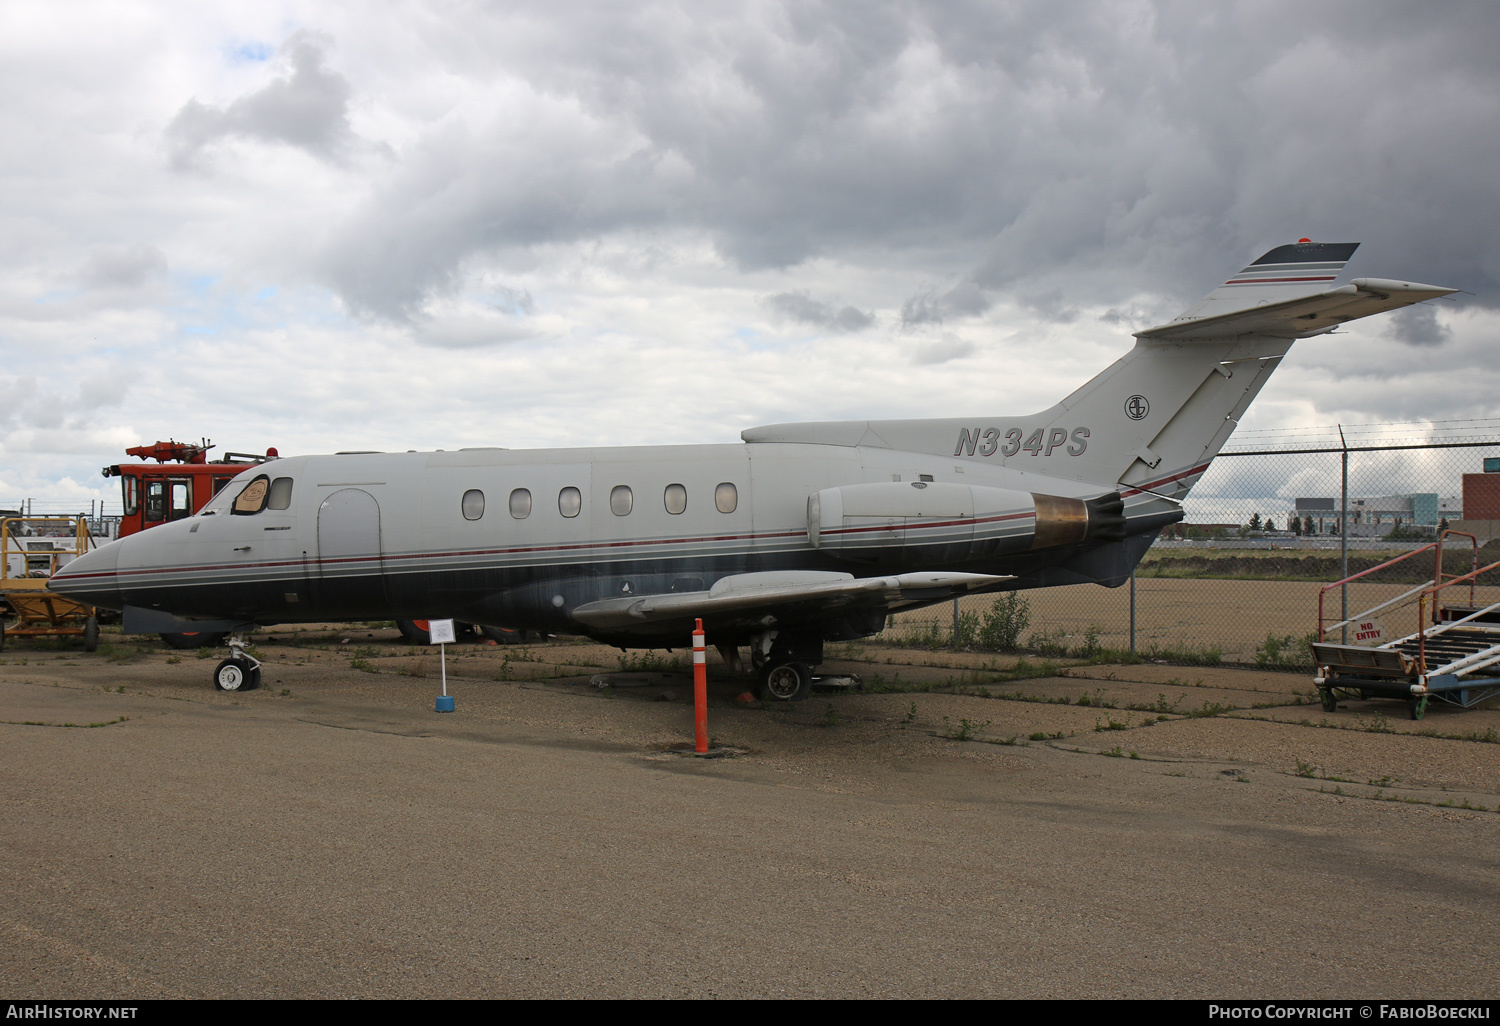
left=479, top=625, right=527, bottom=645
left=757, top=661, right=811, bottom=702
left=83, top=616, right=98, bottom=653
left=214, top=658, right=249, bottom=692
left=161, top=631, right=226, bottom=650
left=396, top=619, right=431, bottom=645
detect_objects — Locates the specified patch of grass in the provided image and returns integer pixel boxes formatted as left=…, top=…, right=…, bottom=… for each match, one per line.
left=618, top=651, right=682, bottom=673
left=821, top=703, right=838, bottom=728
left=1253, top=631, right=1317, bottom=670
left=1094, top=714, right=1131, bottom=732
left=349, top=658, right=377, bottom=673
left=1294, top=758, right=1319, bottom=778
left=165, top=655, right=181, bottom=664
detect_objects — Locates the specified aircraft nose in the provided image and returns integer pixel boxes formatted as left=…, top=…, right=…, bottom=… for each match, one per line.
left=48, top=538, right=124, bottom=611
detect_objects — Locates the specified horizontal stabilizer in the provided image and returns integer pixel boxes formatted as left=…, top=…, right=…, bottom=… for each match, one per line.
left=1136, top=277, right=1459, bottom=341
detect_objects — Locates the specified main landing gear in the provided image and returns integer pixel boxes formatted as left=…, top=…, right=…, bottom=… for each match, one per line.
left=750, top=630, right=823, bottom=703
left=213, top=635, right=262, bottom=692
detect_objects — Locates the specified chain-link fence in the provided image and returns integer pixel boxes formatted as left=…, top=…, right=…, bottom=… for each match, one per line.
left=885, top=422, right=1500, bottom=671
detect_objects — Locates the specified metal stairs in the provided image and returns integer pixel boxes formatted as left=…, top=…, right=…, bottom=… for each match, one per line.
left=1310, top=533, right=1500, bottom=718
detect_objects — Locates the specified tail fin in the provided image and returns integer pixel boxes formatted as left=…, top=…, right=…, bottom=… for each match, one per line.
left=1168, top=240, right=1359, bottom=326
left=743, top=242, right=1456, bottom=506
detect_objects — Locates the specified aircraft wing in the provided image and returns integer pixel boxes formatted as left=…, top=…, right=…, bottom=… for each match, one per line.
left=1136, top=278, right=1458, bottom=341
left=570, top=569, right=1010, bottom=634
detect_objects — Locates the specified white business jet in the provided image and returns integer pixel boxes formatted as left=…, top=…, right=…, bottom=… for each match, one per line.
left=51, top=242, right=1455, bottom=698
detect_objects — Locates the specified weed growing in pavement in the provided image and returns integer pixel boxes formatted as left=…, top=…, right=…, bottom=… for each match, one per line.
left=349, top=658, right=376, bottom=673
left=1127, top=693, right=1182, bottom=715
left=165, top=655, right=181, bottom=665
left=1094, top=714, right=1131, bottom=732
left=1181, top=700, right=1237, bottom=718
left=942, top=716, right=991, bottom=742
left=1294, top=758, right=1319, bottom=778
left=822, top=703, right=838, bottom=728
left=1358, top=711, right=1397, bottom=734
left=1103, top=746, right=1124, bottom=757
left=903, top=702, right=917, bottom=726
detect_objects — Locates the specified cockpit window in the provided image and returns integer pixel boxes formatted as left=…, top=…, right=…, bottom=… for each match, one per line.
left=267, top=477, right=294, bottom=510
left=232, top=475, right=271, bottom=515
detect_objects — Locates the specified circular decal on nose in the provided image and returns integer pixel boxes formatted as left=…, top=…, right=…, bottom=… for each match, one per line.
left=1125, top=395, right=1150, bottom=420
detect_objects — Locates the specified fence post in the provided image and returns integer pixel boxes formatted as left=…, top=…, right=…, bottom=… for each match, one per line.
left=1129, top=569, right=1136, bottom=655
left=952, top=597, right=959, bottom=647
left=1340, top=425, right=1349, bottom=645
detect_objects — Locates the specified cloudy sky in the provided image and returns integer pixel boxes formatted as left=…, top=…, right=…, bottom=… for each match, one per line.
left=3, top=0, right=1498, bottom=512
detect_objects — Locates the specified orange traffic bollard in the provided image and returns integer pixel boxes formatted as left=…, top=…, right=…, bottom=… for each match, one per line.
left=693, top=618, right=708, bottom=754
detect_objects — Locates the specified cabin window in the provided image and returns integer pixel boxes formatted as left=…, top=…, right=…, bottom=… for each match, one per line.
left=267, top=477, right=294, bottom=510
left=558, top=486, right=581, bottom=518
left=509, top=488, right=532, bottom=519
left=144, top=481, right=166, bottom=523
left=715, top=482, right=738, bottom=514
left=461, top=489, right=485, bottom=521
left=232, top=475, right=271, bottom=515
left=121, top=477, right=139, bottom=517
left=664, top=483, right=687, bottom=515
left=610, top=485, right=633, bottom=517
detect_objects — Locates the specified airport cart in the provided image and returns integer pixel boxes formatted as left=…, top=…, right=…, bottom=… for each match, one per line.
left=0, top=590, right=99, bottom=652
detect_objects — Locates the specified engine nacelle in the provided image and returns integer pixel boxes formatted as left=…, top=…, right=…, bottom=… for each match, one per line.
left=807, top=481, right=1124, bottom=562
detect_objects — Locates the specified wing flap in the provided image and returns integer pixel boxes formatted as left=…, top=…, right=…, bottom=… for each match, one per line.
left=571, top=569, right=1010, bottom=632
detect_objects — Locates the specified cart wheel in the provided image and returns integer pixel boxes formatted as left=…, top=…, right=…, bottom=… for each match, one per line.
left=0, top=619, right=5, bottom=653
left=83, top=617, right=98, bottom=653
left=1409, top=696, right=1428, bottom=721
left=1320, top=689, right=1338, bottom=713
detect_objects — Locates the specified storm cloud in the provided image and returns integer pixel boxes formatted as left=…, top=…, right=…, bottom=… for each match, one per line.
left=166, top=37, right=357, bottom=166
left=764, top=291, right=874, bottom=333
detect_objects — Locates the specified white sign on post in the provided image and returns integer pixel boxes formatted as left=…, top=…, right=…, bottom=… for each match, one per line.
left=428, top=619, right=457, bottom=645
left=1352, top=618, right=1385, bottom=646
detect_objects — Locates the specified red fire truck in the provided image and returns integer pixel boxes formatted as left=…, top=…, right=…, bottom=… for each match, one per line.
left=103, top=439, right=278, bottom=538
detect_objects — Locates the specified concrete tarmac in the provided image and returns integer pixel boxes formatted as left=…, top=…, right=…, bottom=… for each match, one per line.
left=3, top=631, right=1499, bottom=999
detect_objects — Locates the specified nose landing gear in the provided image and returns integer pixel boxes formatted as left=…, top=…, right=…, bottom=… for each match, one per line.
left=213, top=634, right=262, bottom=692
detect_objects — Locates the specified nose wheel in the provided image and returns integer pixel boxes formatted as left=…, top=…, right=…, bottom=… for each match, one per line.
left=213, top=634, right=262, bottom=691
